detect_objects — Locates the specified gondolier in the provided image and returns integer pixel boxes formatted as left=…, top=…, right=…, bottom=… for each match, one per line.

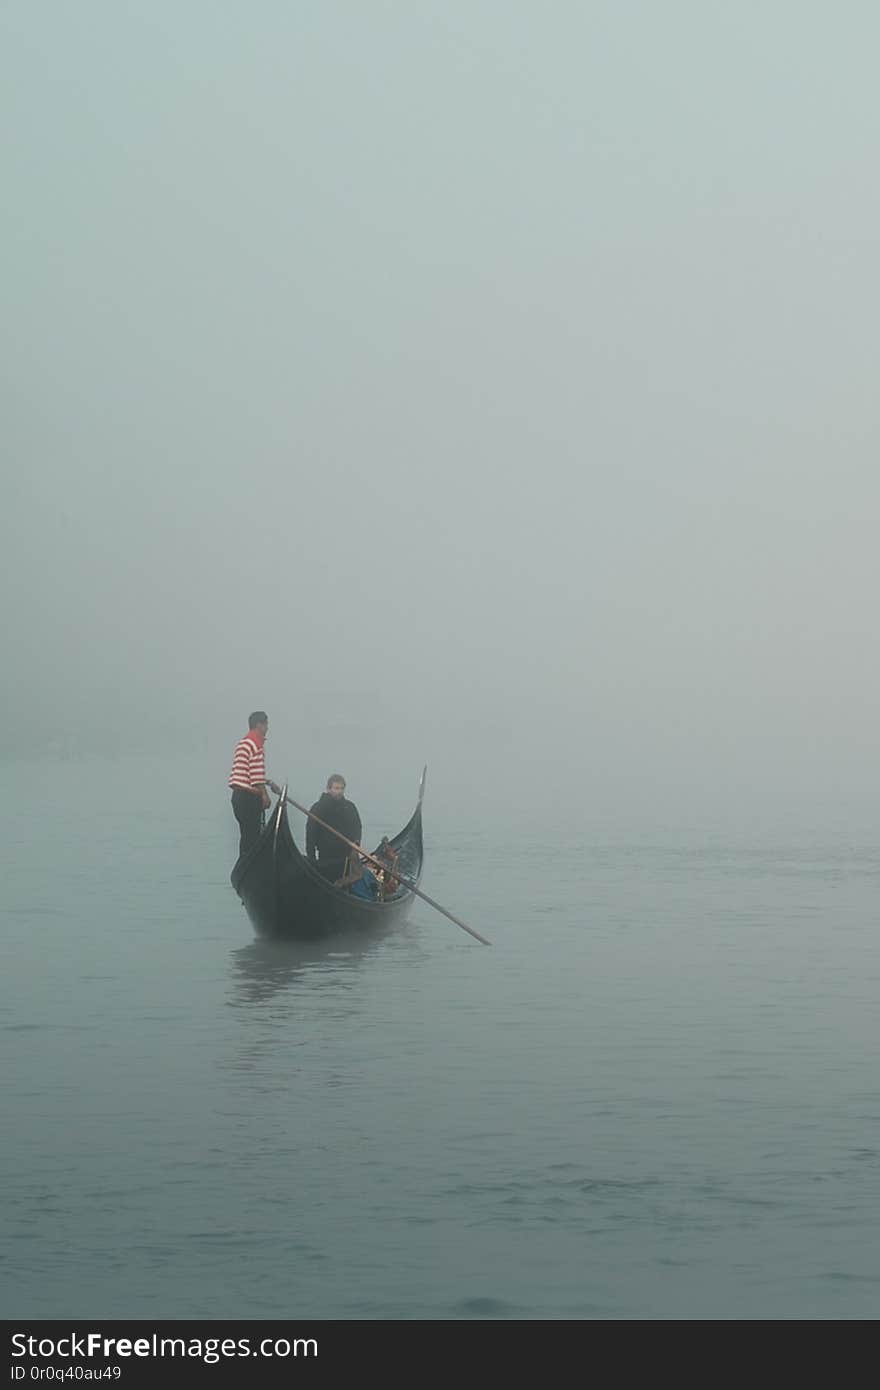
left=228, top=712, right=280, bottom=858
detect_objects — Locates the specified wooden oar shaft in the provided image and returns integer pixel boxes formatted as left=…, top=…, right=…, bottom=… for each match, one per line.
left=283, top=794, right=492, bottom=946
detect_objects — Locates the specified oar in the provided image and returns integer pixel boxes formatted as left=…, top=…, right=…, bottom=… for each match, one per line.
left=282, top=793, right=492, bottom=946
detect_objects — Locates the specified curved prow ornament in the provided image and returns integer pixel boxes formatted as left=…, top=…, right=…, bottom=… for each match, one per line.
left=273, top=784, right=288, bottom=857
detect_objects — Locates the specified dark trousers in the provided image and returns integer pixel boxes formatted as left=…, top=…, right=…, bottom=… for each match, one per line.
left=232, top=788, right=263, bottom=858
left=316, top=857, right=347, bottom=883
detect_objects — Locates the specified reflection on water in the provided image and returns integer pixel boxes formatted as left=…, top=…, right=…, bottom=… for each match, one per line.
left=227, top=928, right=393, bottom=1006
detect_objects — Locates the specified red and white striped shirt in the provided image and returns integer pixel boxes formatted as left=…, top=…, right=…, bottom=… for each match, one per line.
left=228, top=732, right=266, bottom=791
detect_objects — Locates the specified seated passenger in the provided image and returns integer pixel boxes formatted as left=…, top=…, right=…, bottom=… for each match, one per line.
left=349, top=859, right=382, bottom=902
left=373, top=837, right=401, bottom=899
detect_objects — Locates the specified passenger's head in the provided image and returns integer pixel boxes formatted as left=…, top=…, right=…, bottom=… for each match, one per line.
left=326, top=775, right=346, bottom=799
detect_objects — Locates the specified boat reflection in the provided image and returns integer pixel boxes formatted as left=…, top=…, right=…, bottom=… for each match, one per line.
left=228, top=927, right=394, bottom=1006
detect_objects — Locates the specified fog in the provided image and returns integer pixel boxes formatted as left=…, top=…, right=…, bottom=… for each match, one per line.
left=4, top=2, right=878, bottom=831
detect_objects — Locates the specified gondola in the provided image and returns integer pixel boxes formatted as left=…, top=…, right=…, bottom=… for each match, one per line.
left=231, top=769, right=426, bottom=940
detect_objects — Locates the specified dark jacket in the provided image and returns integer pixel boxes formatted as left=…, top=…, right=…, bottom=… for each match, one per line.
left=306, top=792, right=362, bottom=863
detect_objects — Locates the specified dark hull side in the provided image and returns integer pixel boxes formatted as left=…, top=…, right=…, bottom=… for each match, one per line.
left=231, top=797, right=423, bottom=940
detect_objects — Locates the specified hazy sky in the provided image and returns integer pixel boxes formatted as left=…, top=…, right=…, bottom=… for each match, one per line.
left=3, top=2, right=878, bottom=827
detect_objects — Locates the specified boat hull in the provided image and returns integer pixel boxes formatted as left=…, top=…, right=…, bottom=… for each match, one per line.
left=231, top=789, right=424, bottom=941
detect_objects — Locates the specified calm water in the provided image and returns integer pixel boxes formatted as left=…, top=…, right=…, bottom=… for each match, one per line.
left=3, top=756, right=880, bottom=1320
